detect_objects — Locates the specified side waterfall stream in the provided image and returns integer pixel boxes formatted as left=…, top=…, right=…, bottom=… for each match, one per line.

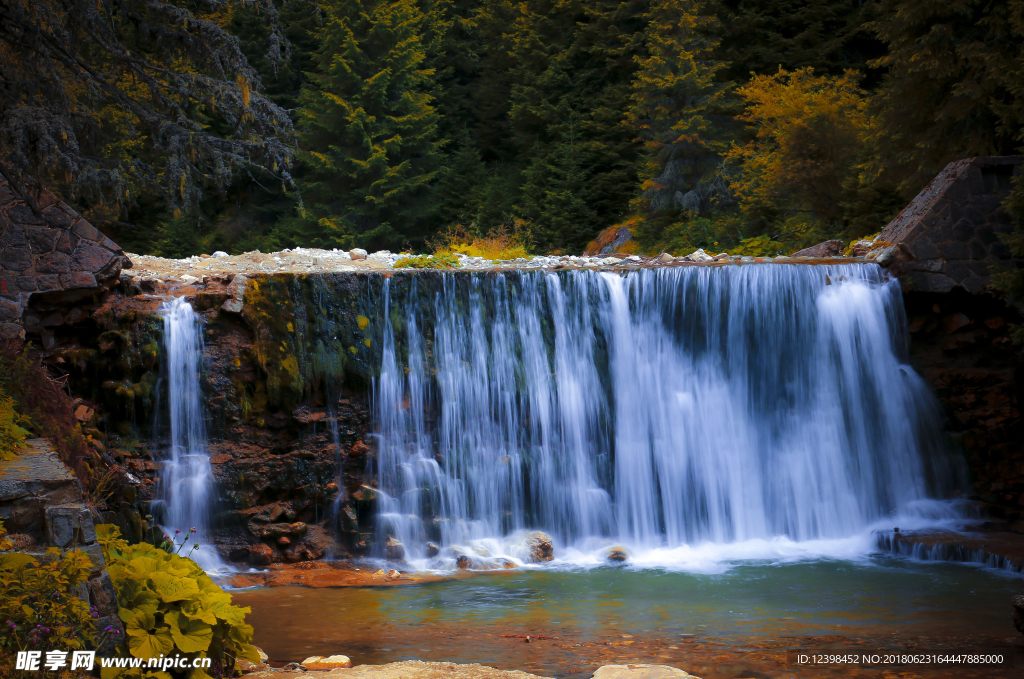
left=369, top=263, right=968, bottom=570
left=156, top=296, right=225, bottom=571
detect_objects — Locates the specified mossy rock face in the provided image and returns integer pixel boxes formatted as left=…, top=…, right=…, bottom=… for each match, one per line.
left=56, top=303, right=164, bottom=426
left=237, top=273, right=393, bottom=411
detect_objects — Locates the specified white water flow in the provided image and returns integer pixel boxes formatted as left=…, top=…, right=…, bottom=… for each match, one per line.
left=158, top=297, right=225, bottom=572
left=370, top=264, right=968, bottom=571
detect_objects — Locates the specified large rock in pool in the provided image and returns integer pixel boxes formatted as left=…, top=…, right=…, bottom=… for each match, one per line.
left=526, top=531, right=554, bottom=563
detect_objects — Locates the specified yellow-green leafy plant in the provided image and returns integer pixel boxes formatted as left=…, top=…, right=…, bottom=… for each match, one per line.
left=0, top=521, right=97, bottom=669
left=395, top=252, right=462, bottom=269
left=0, top=389, right=30, bottom=461
left=96, top=525, right=259, bottom=678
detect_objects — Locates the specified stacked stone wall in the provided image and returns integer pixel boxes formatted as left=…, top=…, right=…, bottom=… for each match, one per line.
left=879, top=156, right=1022, bottom=294
left=0, top=178, right=130, bottom=340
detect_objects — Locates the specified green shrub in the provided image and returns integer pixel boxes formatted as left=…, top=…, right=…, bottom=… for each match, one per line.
left=0, top=390, right=30, bottom=461
left=0, top=521, right=97, bottom=668
left=394, top=252, right=462, bottom=269
left=96, top=525, right=259, bottom=678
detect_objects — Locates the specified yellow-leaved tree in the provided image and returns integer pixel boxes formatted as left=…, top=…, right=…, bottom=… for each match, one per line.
left=726, top=67, right=870, bottom=245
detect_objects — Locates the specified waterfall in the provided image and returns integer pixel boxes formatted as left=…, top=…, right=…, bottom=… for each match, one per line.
left=369, top=263, right=965, bottom=568
left=157, top=297, right=224, bottom=571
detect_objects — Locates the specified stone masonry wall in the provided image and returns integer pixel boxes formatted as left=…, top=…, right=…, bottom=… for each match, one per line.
left=877, top=156, right=1022, bottom=294
left=0, top=177, right=130, bottom=340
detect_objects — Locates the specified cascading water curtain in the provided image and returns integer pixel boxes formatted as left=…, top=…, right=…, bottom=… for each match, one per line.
left=158, top=297, right=222, bottom=569
left=369, top=264, right=965, bottom=562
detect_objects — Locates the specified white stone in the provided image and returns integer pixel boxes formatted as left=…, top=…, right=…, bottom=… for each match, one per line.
left=686, top=249, right=714, bottom=263
left=180, top=274, right=201, bottom=285
left=602, top=257, right=622, bottom=265
left=212, top=251, right=229, bottom=258
left=626, top=255, right=642, bottom=262
left=301, top=655, right=353, bottom=670
left=350, top=248, right=368, bottom=260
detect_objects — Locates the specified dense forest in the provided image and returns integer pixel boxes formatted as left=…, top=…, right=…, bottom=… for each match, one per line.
left=1, top=0, right=1023, bottom=258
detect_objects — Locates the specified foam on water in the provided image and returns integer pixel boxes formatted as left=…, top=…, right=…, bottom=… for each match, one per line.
left=368, top=264, right=969, bottom=572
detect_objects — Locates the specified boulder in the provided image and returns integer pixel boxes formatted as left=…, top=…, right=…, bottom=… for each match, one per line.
left=385, top=535, right=406, bottom=560
left=249, top=544, right=278, bottom=566
left=425, top=541, right=441, bottom=557
left=791, top=240, right=843, bottom=257
left=592, top=665, right=701, bottom=679
left=526, top=531, right=554, bottom=563
left=249, top=521, right=307, bottom=542
left=849, top=239, right=876, bottom=257
left=1013, top=594, right=1024, bottom=637
left=607, top=546, right=629, bottom=563
left=350, top=248, right=368, bottom=260
left=456, top=555, right=472, bottom=570
left=684, top=249, right=714, bottom=263
left=301, top=655, right=353, bottom=670
left=657, top=253, right=674, bottom=264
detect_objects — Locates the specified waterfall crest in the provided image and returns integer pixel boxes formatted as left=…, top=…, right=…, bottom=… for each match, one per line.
left=370, top=264, right=964, bottom=567
left=157, top=297, right=223, bottom=571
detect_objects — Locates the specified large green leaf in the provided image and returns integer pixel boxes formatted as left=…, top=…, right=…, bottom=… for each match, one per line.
left=234, top=643, right=262, bottom=664
left=179, top=599, right=217, bottom=625
left=167, top=611, right=213, bottom=653
left=150, top=571, right=200, bottom=602
left=206, top=598, right=246, bottom=625
left=126, top=611, right=173, bottom=659
left=117, top=580, right=160, bottom=620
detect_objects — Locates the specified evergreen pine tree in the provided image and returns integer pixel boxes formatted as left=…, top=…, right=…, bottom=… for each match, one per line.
left=864, top=0, right=1024, bottom=200
left=506, top=0, right=647, bottom=251
left=627, top=0, right=732, bottom=238
left=717, top=0, right=881, bottom=83
left=289, top=0, right=442, bottom=250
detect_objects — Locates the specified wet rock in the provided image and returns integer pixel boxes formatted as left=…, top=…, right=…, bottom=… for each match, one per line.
left=456, top=555, right=472, bottom=569
left=1013, top=594, right=1024, bottom=637
left=607, top=546, right=629, bottom=563
left=301, top=655, right=352, bottom=670
left=249, top=521, right=307, bottom=542
left=425, top=541, right=441, bottom=557
left=385, top=569, right=402, bottom=581
left=850, top=239, right=876, bottom=257
left=791, top=240, right=843, bottom=257
left=249, top=544, right=278, bottom=566
left=385, top=535, right=406, bottom=560
left=526, top=531, right=554, bottom=563
left=592, top=664, right=701, bottom=679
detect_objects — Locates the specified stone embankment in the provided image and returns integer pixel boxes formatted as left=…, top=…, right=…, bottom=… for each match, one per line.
left=122, top=245, right=856, bottom=289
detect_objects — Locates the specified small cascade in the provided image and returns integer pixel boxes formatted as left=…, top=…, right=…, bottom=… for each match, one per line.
left=368, top=263, right=967, bottom=568
left=156, top=297, right=224, bottom=571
